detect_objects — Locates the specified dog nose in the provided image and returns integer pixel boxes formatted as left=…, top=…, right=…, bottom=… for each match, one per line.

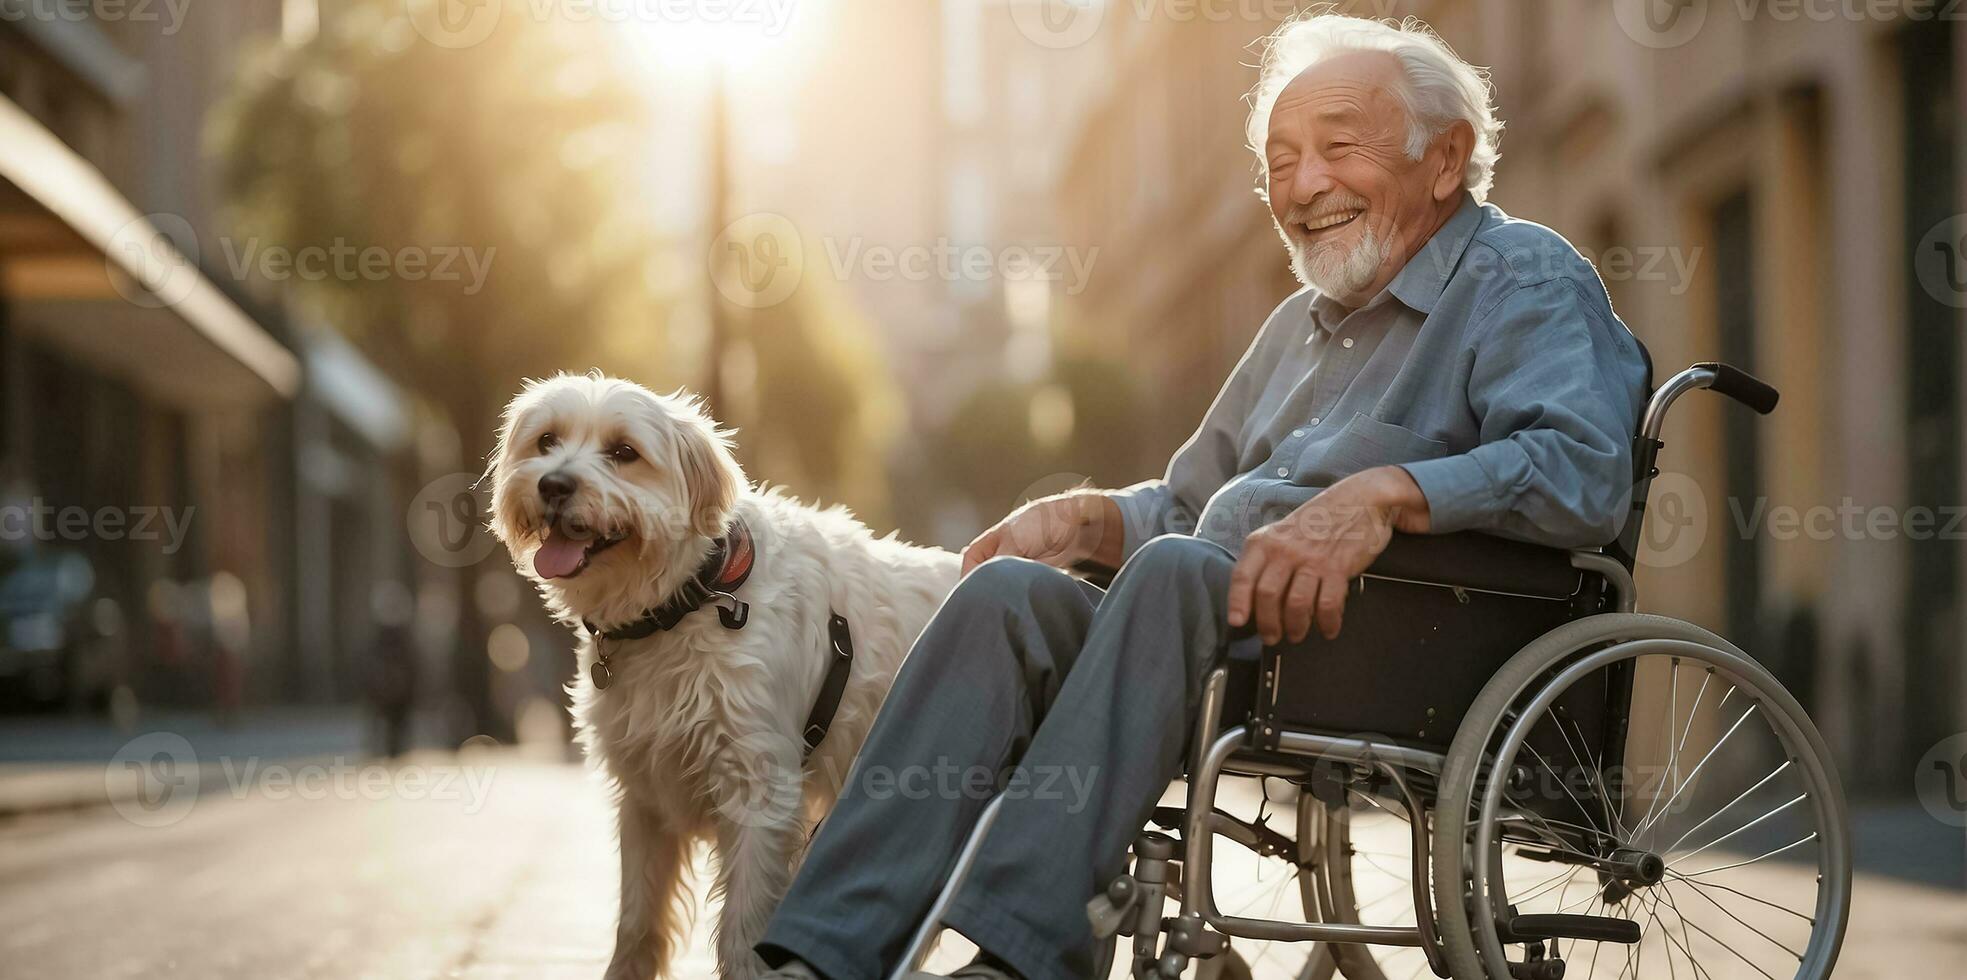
left=538, top=472, right=577, bottom=505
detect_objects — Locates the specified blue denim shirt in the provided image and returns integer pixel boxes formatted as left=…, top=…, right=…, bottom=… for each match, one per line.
left=1110, top=194, right=1650, bottom=560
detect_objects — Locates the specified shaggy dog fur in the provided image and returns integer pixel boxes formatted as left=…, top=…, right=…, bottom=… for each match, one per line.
left=488, top=373, right=959, bottom=979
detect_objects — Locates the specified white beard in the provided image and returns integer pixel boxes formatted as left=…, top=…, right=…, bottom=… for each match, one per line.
left=1290, top=224, right=1391, bottom=300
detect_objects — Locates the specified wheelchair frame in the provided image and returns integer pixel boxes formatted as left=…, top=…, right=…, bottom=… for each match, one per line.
left=886, top=363, right=1847, bottom=980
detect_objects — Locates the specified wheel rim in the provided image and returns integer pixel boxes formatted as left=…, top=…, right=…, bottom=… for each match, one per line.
left=1305, top=796, right=1437, bottom=980
left=1466, top=638, right=1851, bottom=980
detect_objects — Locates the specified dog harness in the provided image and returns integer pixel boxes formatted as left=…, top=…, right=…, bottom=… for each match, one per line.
left=581, top=518, right=856, bottom=758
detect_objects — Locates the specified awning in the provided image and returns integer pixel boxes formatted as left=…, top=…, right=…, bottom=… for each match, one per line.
left=0, top=92, right=299, bottom=408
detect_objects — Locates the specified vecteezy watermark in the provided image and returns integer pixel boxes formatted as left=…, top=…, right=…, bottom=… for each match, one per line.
left=1638, top=472, right=1708, bottom=569
left=0, top=0, right=190, bottom=35
left=819, top=238, right=1100, bottom=296
left=1613, top=0, right=1710, bottom=49
left=104, top=214, right=497, bottom=307
left=108, top=733, right=498, bottom=827
left=1616, top=0, right=1964, bottom=49
left=404, top=0, right=799, bottom=49
left=844, top=757, right=1099, bottom=814
left=408, top=473, right=500, bottom=568
left=1578, top=244, right=1704, bottom=296
left=709, top=212, right=804, bottom=309
left=1730, top=496, right=1967, bottom=542
left=1007, top=0, right=1407, bottom=50
left=1914, top=214, right=1967, bottom=310
left=1914, top=733, right=1967, bottom=829
left=216, top=238, right=496, bottom=296
left=709, top=212, right=1101, bottom=309
left=0, top=499, right=195, bottom=554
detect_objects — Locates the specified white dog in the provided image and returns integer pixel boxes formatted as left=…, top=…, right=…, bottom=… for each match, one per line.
left=488, top=373, right=959, bottom=980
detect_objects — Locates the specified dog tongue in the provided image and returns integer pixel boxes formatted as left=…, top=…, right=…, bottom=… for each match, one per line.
left=534, top=530, right=589, bottom=579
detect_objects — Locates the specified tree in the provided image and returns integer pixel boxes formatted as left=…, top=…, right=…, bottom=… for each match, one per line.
left=209, top=0, right=666, bottom=738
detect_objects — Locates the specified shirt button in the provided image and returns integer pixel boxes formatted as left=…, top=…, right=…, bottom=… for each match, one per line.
left=1342, top=337, right=1355, bottom=349
left=1291, top=428, right=1305, bottom=438
left=1309, top=417, right=1322, bottom=426
left=1276, top=467, right=1289, bottom=477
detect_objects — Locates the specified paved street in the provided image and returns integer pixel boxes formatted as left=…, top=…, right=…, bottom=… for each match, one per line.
left=1, top=760, right=1961, bottom=979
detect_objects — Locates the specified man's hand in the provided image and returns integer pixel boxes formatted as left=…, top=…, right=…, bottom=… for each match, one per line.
left=962, top=492, right=1124, bottom=576
left=1228, top=466, right=1432, bottom=644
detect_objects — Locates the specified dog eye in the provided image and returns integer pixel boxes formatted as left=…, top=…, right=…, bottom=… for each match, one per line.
left=536, top=432, right=559, bottom=454
left=607, top=443, right=640, bottom=465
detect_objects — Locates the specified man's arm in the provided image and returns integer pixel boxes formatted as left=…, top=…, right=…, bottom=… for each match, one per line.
left=1229, top=278, right=1645, bottom=642
left=1397, top=279, right=1645, bottom=547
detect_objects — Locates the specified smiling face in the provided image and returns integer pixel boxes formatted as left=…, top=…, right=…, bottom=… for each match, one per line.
left=1264, top=50, right=1470, bottom=307
left=489, top=375, right=743, bottom=596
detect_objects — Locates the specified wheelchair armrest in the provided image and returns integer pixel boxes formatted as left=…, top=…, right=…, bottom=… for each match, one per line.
left=1365, top=531, right=1584, bottom=600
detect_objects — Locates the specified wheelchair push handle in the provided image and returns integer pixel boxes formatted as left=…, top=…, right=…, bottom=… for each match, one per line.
left=1692, top=361, right=1780, bottom=415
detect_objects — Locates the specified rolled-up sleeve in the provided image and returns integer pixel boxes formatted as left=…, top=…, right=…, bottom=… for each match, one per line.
left=1399, top=278, right=1645, bottom=548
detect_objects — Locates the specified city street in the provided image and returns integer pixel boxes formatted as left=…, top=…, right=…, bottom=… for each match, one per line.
left=2, top=758, right=1961, bottom=979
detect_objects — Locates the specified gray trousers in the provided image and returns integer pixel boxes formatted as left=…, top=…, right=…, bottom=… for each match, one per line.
left=757, top=534, right=1238, bottom=980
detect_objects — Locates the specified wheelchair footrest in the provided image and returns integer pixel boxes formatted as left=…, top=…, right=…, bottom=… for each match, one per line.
left=1499, top=912, right=1641, bottom=945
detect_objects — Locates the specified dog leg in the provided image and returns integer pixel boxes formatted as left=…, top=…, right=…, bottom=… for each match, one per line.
left=710, top=815, right=801, bottom=980
left=605, top=802, right=691, bottom=980
left=706, top=738, right=806, bottom=980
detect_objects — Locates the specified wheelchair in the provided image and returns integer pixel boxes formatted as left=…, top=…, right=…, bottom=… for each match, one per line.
left=890, top=362, right=1850, bottom=980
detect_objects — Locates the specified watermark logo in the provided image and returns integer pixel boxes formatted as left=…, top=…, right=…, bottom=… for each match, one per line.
left=406, top=0, right=505, bottom=49
left=108, top=731, right=200, bottom=828
left=1637, top=471, right=1707, bottom=569
left=1008, top=0, right=1105, bottom=50
left=1914, top=214, right=1967, bottom=310
left=706, top=730, right=805, bottom=828
left=0, top=499, right=195, bottom=554
left=105, top=213, right=199, bottom=310
left=408, top=472, right=500, bottom=567
left=0, top=0, right=191, bottom=35
left=709, top=212, right=804, bottom=309
left=1614, top=0, right=1708, bottom=49
left=1914, top=733, right=1967, bottom=828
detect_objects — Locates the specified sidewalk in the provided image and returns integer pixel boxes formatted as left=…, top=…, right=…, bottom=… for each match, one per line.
left=0, top=706, right=369, bottom=817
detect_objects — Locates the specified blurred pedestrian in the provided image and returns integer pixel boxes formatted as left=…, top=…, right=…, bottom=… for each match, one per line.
left=364, top=581, right=418, bottom=759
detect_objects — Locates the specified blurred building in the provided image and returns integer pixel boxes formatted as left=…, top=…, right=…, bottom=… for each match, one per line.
left=0, top=5, right=423, bottom=720
left=1050, top=1, right=1965, bottom=789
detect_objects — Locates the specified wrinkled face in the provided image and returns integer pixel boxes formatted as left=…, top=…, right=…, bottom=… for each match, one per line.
left=1264, top=50, right=1454, bottom=306
left=488, top=375, right=743, bottom=586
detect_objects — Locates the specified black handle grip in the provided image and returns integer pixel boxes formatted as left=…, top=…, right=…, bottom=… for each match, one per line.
left=1694, top=361, right=1779, bottom=415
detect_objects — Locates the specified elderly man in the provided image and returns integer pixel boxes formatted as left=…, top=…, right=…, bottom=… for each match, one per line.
left=756, top=12, right=1648, bottom=980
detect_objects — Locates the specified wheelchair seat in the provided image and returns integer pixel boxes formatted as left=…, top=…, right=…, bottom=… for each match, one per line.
left=1220, top=530, right=1622, bottom=766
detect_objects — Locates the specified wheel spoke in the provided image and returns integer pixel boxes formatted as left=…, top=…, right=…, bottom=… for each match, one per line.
left=1663, top=760, right=1793, bottom=854
left=1669, top=793, right=1807, bottom=867
left=1679, top=833, right=1818, bottom=877
left=1662, top=870, right=1815, bottom=924
left=1654, top=887, right=1720, bottom=980
left=1668, top=874, right=1806, bottom=959
left=1669, top=899, right=1783, bottom=980
left=1636, top=700, right=1759, bottom=842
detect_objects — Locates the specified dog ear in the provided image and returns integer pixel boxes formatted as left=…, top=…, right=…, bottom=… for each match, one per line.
left=482, top=389, right=531, bottom=548
left=677, top=412, right=745, bottom=538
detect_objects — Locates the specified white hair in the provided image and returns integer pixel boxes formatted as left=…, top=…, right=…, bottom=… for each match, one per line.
left=1246, top=10, right=1503, bottom=202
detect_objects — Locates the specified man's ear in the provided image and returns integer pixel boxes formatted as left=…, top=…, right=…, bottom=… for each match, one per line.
left=1431, top=120, right=1474, bottom=202
left=677, top=413, right=745, bottom=538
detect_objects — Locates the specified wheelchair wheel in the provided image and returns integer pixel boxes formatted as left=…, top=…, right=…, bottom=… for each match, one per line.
left=1432, top=614, right=1851, bottom=980
left=1300, top=799, right=1427, bottom=980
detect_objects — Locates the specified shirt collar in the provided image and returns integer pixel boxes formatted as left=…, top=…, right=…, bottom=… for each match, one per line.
left=1385, top=192, right=1483, bottom=315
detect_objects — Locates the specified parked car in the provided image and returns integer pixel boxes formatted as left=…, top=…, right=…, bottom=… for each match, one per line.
left=0, top=550, right=123, bottom=712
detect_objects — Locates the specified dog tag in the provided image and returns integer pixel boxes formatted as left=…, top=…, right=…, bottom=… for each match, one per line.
left=591, top=659, right=614, bottom=690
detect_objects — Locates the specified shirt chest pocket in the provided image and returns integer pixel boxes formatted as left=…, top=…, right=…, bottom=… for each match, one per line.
left=1311, top=412, right=1451, bottom=477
